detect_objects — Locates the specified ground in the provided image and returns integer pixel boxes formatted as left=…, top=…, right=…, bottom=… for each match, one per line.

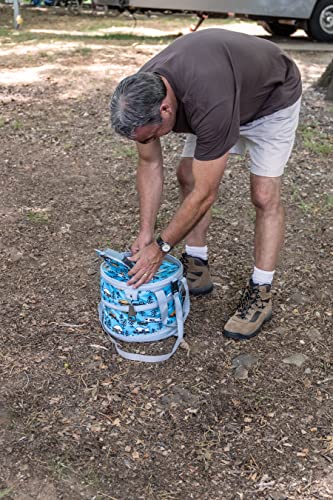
left=0, top=6, right=332, bottom=500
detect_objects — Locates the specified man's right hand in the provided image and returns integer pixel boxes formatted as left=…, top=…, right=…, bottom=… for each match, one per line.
left=130, top=230, right=153, bottom=254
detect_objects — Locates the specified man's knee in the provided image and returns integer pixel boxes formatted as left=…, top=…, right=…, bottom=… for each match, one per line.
left=251, top=177, right=282, bottom=211
left=176, top=157, right=194, bottom=189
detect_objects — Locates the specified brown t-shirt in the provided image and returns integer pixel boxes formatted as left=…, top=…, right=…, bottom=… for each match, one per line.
left=140, top=28, right=302, bottom=161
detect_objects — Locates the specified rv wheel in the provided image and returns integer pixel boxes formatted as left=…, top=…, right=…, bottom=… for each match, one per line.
left=307, top=0, right=333, bottom=41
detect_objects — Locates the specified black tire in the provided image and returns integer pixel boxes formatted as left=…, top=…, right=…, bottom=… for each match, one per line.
left=307, top=0, right=333, bottom=41
left=262, top=20, right=297, bottom=37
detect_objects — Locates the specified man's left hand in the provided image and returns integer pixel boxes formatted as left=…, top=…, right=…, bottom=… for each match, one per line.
left=127, top=241, right=164, bottom=288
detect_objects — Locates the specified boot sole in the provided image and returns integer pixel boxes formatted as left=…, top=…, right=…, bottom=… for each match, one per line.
left=223, top=312, right=272, bottom=341
left=189, top=284, right=214, bottom=296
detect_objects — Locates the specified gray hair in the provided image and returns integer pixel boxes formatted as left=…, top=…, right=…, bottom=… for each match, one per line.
left=110, top=72, right=167, bottom=139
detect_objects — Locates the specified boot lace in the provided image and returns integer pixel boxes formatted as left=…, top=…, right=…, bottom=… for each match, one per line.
left=236, top=283, right=263, bottom=319
left=180, top=253, right=189, bottom=275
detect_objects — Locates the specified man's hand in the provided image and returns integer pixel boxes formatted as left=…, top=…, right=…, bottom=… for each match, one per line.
left=130, top=230, right=153, bottom=254
left=127, top=241, right=164, bottom=288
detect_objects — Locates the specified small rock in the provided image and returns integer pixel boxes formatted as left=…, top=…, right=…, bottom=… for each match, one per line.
left=306, top=327, right=322, bottom=342
left=282, top=353, right=308, bottom=368
left=87, top=268, right=97, bottom=275
left=304, top=368, right=311, bottom=374
left=232, top=353, right=258, bottom=370
left=268, top=492, right=288, bottom=500
left=8, top=248, right=23, bottom=262
left=180, top=340, right=190, bottom=353
left=234, top=366, right=249, bottom=380
left=290, top=292, right=309, bottom=305
left=171, top=385, right=196, bottom=404
left=0, top=402, right=12, bottom=426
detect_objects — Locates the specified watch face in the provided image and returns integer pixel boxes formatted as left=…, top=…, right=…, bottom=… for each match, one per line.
left=161, top=242, right=171, bottom=253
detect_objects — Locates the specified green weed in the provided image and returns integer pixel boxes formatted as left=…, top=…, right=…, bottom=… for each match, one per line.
left=0, top=28, right=10, bottom=37
left=74, top=46, right=92, bottom=56
left=291, top=187, right=333, bottom=214
left=0, top=117, right=5, bottom=128
left=113, top=144, right=137, bottom=159
left=0, top=30, right=176, bottom=45
left=26, top=210, right=49, bottom=224
left=211, top=206, right=224, bottom=218
left=63, top=143, right=72, bottom=151
left=248, top=207, right=256, bottom=223
left=323, top=193, right=333, bottom=210
left=49, top=458, right=74, bottom=480
left=0, top=488, right=13, bottom=499
left=298, top=200, right=314, bottom=214
left=298, top=125, right=333, bottom=156
left=12, top=119, right=23, bottom=130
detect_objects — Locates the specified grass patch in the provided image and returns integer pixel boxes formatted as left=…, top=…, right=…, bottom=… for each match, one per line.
left=0, top=27, right=11, bottom=37
left=73, top=46, right=92, bottom=56
left=26, top=210, right=49, bottom=224
left=211, top=206, right=224, bottom=218
left=12, top=119, right=23, bottom=130
left=63, top=142, right=72, bottom=151
left=0, top=488, right=13, bottom=499
left=291, top=187, right=333, bottom=214
left=0, top=29, right=179, bottom=45
left=112, top=144, right=137, bottom=159
left=298, top=124, right=333, bottom=156
left=324, top=193, right=333, bottom=210
left=0, top=9, right=251, bottom=47
left=0, top=117, right=5, bottom=128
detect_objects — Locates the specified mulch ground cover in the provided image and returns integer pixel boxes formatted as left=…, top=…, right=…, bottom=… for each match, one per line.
left=0, top=7, right=332, bottom=499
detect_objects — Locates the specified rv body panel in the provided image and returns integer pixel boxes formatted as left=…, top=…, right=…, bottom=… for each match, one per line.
left=129, top=1, right=317, bottom=19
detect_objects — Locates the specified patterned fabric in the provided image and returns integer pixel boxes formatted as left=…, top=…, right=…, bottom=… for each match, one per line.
left=97, top=249, right=190, bottom=362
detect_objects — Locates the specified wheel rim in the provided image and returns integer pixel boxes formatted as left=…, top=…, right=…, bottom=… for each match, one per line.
left=319, top=5, right=333, bottom=34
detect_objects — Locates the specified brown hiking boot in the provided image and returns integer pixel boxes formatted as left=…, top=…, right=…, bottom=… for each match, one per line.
left=223, top=279, right=272, bottom=340
left=181, top=253, right=214, bottom=296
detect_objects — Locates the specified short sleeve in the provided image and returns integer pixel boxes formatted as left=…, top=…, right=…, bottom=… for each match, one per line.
left=193, top=98, right=240, bottom=161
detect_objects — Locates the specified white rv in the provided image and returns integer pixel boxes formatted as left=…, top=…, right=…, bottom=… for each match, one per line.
left=97, top=0, right=333, bottom=41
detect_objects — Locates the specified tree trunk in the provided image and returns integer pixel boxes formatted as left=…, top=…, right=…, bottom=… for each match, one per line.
left=316, top=58, right=333, bottom=101
left=326, top=77, right=333, bottom=101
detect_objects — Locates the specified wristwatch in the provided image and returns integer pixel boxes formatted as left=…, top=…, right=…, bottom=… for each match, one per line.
left=156, top=236, right=173, bottom=254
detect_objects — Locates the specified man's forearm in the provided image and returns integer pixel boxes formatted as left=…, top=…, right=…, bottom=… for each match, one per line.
left=161, top=189, right=215, bottom=247
left=137, top=159, right=163, bottom=234
left=160, top=154, right=228, bottom=247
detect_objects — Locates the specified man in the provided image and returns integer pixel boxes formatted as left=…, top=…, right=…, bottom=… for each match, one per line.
left=110, top=28, right=302, bottom=340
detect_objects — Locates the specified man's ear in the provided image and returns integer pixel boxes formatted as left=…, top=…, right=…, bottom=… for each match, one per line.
left=160, top=101, right=172, bottom=117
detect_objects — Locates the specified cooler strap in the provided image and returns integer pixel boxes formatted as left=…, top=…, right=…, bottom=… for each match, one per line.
left=155, top=289, right=170, bottom=326
left=99, top=300, right=184, bottom=363
left=181, top=277, right=190, bottom=321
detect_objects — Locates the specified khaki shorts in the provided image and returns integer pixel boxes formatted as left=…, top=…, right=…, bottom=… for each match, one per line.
left=181, top=97, right=301, bottom=177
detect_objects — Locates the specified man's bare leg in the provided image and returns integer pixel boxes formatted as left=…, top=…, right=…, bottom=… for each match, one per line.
left=176, top=157, right=211, bottom=246
left=250, top=174, right=284, bottom=271
left=223, top=174, right=283, bottom=340
left=176, top=157, right=213, bottom=295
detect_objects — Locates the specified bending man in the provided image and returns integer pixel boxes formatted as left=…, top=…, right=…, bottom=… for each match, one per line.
left=110, top=28, right=302, bottom=340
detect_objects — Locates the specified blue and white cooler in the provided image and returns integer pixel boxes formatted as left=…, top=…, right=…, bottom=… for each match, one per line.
left=97, top=249, right=190, bottom=362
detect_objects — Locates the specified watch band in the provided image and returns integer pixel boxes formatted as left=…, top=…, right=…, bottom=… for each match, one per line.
left=156, top=236, right=173, bottom=253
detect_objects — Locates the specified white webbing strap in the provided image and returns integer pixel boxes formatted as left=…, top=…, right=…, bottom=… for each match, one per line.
left=155, top=289, right=170, bottom=326
left=181, top=277, right=190, bottom=321
left=99, top=284, right=186, bottom=363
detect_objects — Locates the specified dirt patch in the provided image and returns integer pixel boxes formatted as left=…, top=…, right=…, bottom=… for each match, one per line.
left=0, top=7, right=332, bottom=500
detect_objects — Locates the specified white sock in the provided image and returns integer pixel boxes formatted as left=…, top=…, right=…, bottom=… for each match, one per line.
left=185, top=245, right=208, bottom=261
left=252, top=266, right=275, bottom=285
